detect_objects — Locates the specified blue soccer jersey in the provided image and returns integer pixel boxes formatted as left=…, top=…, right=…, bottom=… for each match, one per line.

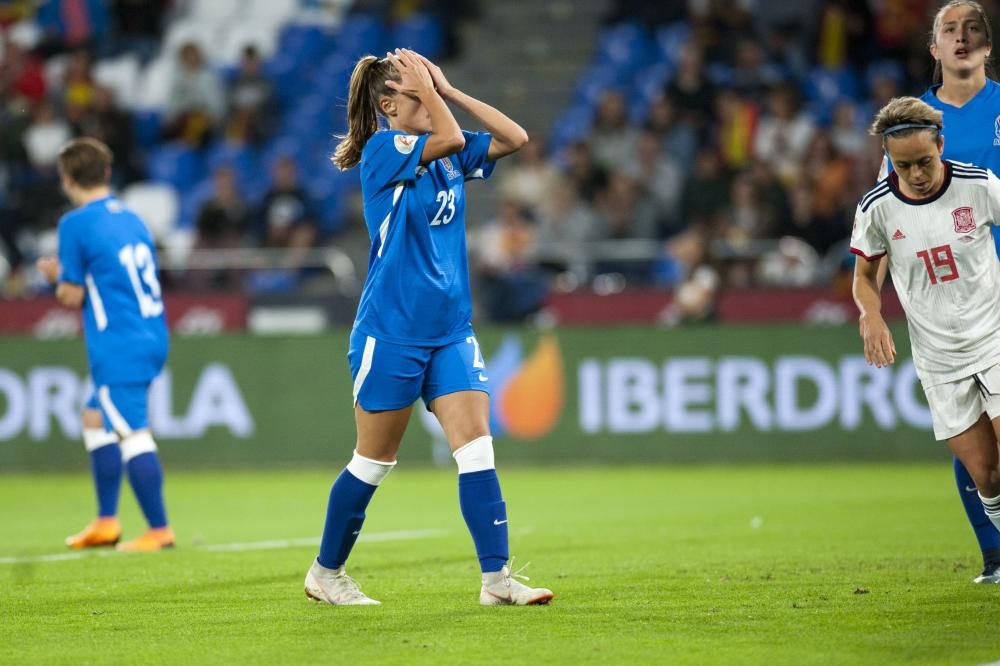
left=57, top=196, right=169, bottom=386
left=921, top=80, right=1000, bottom=251
left=354, top=129, right=495, bottom=346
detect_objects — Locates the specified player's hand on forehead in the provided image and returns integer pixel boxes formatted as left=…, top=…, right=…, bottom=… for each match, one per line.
left=385, top=48, right=434, bottom=96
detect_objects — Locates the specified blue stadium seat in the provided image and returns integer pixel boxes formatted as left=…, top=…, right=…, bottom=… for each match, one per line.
left=146, top=142, right=204, bottom=193
left=278, top=24, right=336, bottom=64
left=630, top=63, right=673, bottom=122
left=573, top=63, right=628, bottom=107
left=548, top=104, right=594, bottom=153
left=334, top=14, right=391, bottom=59
left=132, top=111, right=162, bottom=149
left=655, top=22, right=692, bottom=67
left=804, top=66, right=862, bottom=106
left=596, top=21, right=657, bottom=73
left=392, top=13, right=444, bottom=60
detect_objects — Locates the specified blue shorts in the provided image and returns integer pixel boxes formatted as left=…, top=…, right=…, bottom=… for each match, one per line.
left=92, top=382, right=151, bottom=435
left=348, top=329, right=490, bottom=411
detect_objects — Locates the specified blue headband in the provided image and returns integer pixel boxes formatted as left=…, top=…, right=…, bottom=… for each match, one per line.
left=882, top=123, right=940, bottom=136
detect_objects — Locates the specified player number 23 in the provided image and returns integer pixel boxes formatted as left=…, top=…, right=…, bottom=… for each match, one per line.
left=916, top=244, right=959, bottom=285
left=430, top=189, right=456, bottom=226
left=119, top=243, right=164, bottom=317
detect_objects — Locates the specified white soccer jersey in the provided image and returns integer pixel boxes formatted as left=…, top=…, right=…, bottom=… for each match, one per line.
left=852, top=160, right=1000, bottom=386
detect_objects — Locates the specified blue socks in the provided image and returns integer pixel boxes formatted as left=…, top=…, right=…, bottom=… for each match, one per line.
left=317, top=452, right=396, bottom=570
left=88, top=442, right=122, bottom=518
left=454, top=436, right=509, bottom=574
left=954, top=456, right=1000, bottom=562
left=126, top=451, right=168, bottom=529
left=458, top=469, right=509, bottom=573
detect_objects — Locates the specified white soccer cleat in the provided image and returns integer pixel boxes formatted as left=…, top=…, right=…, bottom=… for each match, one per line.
left=972, top=562, right=1000, bottom=584
left=480, top=564, right=554, bottom=606
left=304, top=560, right=380, bottom=605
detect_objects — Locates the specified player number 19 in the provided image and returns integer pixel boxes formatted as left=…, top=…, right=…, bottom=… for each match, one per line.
left=916, top=244, right=959, bottom=285
left=119, top=242, right=164, bottom=317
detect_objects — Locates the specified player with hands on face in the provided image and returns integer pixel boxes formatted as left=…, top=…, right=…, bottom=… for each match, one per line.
left=303, top=49, right=553, bottom=606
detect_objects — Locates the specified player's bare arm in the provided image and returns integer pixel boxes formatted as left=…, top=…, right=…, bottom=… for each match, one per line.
left=36, top=256, right=84, bottom=308
left=853, top=254, right=896, bottom=368
left=384, top=49, right=465, bottom=163
left=412, top=51, right=528, bottom=160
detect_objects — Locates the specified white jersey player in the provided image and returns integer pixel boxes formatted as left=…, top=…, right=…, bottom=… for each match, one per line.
left=853, top=96, right=1000, bottom=539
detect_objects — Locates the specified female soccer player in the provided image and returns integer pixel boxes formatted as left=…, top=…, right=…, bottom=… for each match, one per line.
left=877, top=0, right=1000, bottom=582
left=854, top=97, right=1000, bottom=572
left=303, top=49, right=553, bottom=606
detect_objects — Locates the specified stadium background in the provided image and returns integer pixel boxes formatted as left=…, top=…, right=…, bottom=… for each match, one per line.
left=0, top=0, right=948, bottom=469
left=5, top=3, right=1000, bottom=664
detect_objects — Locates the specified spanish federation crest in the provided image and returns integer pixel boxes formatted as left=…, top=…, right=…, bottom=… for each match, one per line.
left=952, top=206, right=977, bottom=233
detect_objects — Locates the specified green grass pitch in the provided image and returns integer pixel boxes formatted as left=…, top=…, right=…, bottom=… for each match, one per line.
left=2, top=464, right=999, bottom=665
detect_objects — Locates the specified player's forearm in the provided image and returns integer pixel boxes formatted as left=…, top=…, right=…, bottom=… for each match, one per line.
left=852, top=275, right=883, bottom=319
left=420, top=89, right=463, bottom=143
left=445, top=89, right=528, bottom=151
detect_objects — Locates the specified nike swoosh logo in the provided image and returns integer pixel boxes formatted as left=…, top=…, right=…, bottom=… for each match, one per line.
left=352, top=530, right=361, bottom=535
left=493, top=519, right=507, bottom=526
left=478, top=373, right=489, bottom=382
left=966, top=485, right=978, bottom=493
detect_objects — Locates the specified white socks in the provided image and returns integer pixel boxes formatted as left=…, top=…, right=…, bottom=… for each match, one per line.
left=980, top=492, right=1000, bottom=532
left=453, top=436, right=495, bottom=474
left=83, top=428, right=118, bottom=452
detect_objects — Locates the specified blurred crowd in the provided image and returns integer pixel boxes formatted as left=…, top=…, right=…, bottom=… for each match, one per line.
left=0, top=0, right=987, bottom=324
left=470, top=0, right=982, bottom=322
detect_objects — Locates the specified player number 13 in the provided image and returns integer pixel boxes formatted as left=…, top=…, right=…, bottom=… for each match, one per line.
left=119, top=242, right=164, bottom=317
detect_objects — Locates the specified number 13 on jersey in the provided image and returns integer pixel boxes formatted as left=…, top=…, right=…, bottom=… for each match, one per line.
left=119, top=242, right=164, bottom=317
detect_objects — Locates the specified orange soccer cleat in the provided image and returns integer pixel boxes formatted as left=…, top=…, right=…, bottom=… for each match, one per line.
left=115, top=527, right=176, bottom=553
left=65, top=517, right=122, bottom=549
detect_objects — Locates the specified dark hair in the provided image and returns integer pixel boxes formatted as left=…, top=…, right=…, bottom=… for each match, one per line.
left=331, top=55, right=400, bottom=170
left=57, top=137, right=113, bottom=188
left=930, top=1, right=995, bottom=84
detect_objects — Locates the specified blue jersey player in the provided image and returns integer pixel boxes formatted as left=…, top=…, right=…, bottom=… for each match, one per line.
left=303, top=49, right=553, bottom=605
left=875, top=0, right=1000, bottom=583
left=36, top=138, right=174, bottom=553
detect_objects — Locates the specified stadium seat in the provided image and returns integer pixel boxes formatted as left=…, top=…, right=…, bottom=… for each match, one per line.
left=93, top=54, right=141, bottom=109
left=121, top=182, right=180, bottom=242
left=146, top=142, right=205, bottom=193
left=278, top=24, right=336, bottom=65
left=804, top=66, right=862, bottom=106
left=219, top=24, right=278, bottom=65
left=131, top=110, right=163, bottom=149
left=654, top=22, right=692, bottom=68
left=392, top=13, right=444, bottom=60
left=246, top=0, right=301, bottom=26
left=205, top=143, right=260, bottom=189
left=548, top=104, right=594, bottom=153
left=630, top=62, right=673, bottom=122
left=573, top=63, right=628, bottom=107
left=134, top=56, right=175, bottom=111
left=188, top=0, right=241, bottom=26
left=334, top=14, right=391, bottom=59
left=596, top=21, right=657, bottom=73
left=161, top=19, right=214, bottom=61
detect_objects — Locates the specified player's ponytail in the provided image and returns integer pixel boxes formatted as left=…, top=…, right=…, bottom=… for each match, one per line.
left=332, top=55, right=399, bottom=171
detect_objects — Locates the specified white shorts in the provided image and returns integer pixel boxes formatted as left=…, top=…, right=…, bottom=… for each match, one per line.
left=924, top=364, right=1000, bottom=441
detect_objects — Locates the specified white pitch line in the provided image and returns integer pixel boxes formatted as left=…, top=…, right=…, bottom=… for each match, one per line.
left=0, top=528, right=450, bottom=565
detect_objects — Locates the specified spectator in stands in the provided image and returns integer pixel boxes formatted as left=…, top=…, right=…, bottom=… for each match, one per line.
left=475, top=200, right=549, bottom=322
left=35, top=0, right=109, bottom=55
left=536, top=181, right=600, bottom=280
left=497, top=138, right=564, bottom=213
left=753, top=82, right=816, bottom=186
left=226, top=46, right=275, bottom=146
left=192, top=166, right=250, bottom=289
left=729, top=39, right=784, bottom=97
left=109, top=0, right=170, bottom=62
left=256, top=156, right=318, bottom=248
left=23, top=99, right=71, bottom=172
left=70, top=86, right=140, bottom=187
left=592, top=171, right=659, bottom=281
left=664, top=44, right=716, bottom=138
left=0, top=36, right=46, bottom=103
left=812, top=0, right=873, bottom=69
left=829, top=99, right=868, bottom=159
left=795, top=131, right=853, bottom=254
left=622, top=129, right=684, bottom=237
left=588, top=89, right=640, bottom=171
left=645, top=94, right=697, bottom=166
left=163, top=42, right=224, bottom=147
left=680, top=147, right=729, bottom=230
left=61, top=49, right=96, bottom=111
left=561, top=140, right=608, bottom=203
